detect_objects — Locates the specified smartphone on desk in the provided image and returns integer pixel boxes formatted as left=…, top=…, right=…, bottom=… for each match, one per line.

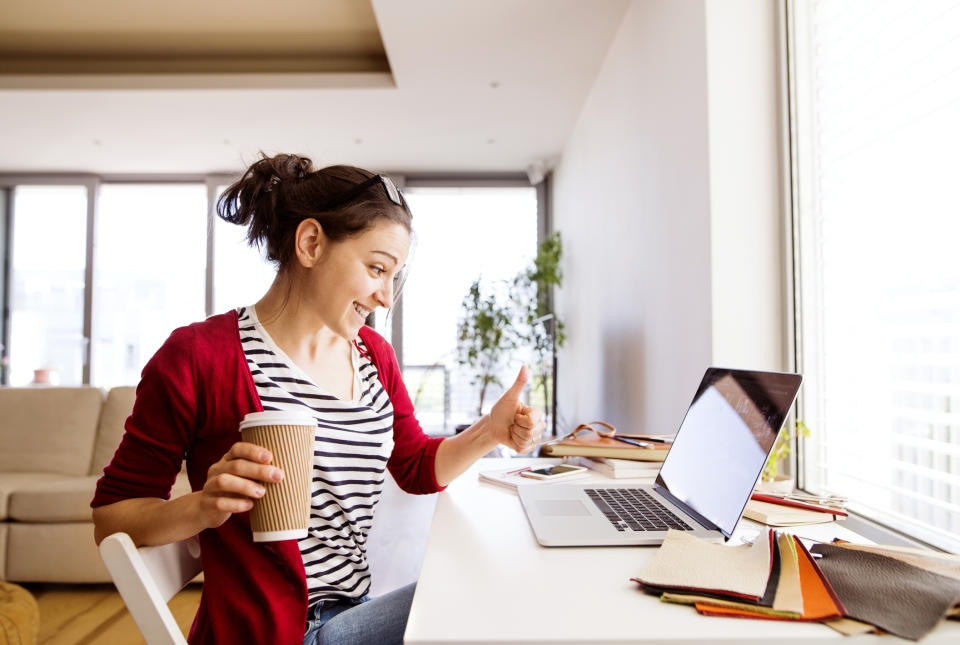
left=520, top=464, right=588, bottom=480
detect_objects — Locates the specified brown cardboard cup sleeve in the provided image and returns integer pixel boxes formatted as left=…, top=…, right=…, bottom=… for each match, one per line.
left=239, top=411, right=316, bottom=542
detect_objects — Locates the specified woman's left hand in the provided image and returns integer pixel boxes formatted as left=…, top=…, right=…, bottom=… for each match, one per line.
left=489, top=366, right=546, bottom=454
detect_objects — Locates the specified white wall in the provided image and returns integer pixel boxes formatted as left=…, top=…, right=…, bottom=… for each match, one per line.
left=552, top=0, right=785, bottom=435
left=552, top=0, right=714, bottom=435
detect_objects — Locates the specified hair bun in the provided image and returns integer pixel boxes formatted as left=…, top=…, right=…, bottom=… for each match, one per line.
left=216, top=152, right=312, bottom=232
left=258, top=153, right=314, bottom=184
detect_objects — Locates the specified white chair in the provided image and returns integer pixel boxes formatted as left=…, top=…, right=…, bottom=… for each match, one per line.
left=99, top=532, right=202, bottom=645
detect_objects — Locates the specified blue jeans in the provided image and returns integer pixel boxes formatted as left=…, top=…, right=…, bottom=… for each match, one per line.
left=302, top=583, right=416, bottom=645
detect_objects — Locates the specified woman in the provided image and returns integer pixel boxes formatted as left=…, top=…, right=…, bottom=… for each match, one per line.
left=91, top=153, right=544, bottom=645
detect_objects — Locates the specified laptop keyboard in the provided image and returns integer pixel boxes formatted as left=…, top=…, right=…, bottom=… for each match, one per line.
left=585, top=488, right=693, bottom=532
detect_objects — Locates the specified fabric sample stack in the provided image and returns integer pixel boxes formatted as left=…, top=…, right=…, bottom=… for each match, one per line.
left=632, top=529, right=960, bottom=641
left=810, top=543, right=960, bottom=640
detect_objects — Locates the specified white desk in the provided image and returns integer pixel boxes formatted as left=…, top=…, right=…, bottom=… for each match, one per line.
left=404, top=458, right=960, bottom=644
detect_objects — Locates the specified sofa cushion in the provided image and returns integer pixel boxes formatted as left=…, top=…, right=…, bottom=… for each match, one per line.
left=7, top=475, right=99, bottom=523
left=0, top=387, right=103, bottom=476
left=6, top=523, right=110, bottom=583
left=89, top=386, right=137, bottom=476
left=8, top=472, right=194, bottom=523
left=0, top=473, right=71, bottom=521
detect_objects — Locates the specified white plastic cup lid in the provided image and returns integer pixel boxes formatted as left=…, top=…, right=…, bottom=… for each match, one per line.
left=239, top=410, right=316, bottom=431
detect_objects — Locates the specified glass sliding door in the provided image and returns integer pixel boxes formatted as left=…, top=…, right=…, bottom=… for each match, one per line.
left=8, top=185, right=89, bottom=386
left=91, top=184, right=207, bottom=387
left=212, top=186, right=277, bottom=314
left=401, top=185, right=538, bottom=435
left=0, top=175, right=546, bottom=436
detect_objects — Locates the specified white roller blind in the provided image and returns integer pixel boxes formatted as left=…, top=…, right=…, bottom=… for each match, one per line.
left=793, top=0, right=960, bottom=553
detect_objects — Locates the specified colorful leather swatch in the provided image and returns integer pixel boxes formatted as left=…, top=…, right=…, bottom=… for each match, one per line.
left=656, top=534, right=789, bottom=615
left=829, top=543, right=960, bottom=582
left=811, top=543, right=960, bottom=641
left=692, top=535, right=843, bottom=622
left=635, top=530, right=958, bottom=637
left=830, top=543, right=960, bottom=563
left=661, top=592, right=800, bottom=619
left=633, top=529, right=773, bottom=601
left=793, top=537, right=846, bottom=620
left=772, top=532, right=804, bottom=614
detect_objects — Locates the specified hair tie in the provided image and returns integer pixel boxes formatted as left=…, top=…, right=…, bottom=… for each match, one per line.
left=265, top=175, right=281, bottom=193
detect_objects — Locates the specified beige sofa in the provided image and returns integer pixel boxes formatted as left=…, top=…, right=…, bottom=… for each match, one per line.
left=0, top=386, right=190, bottom=583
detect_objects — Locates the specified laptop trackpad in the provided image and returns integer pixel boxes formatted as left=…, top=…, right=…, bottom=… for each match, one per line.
left=536, top=500, right=591, bottom=517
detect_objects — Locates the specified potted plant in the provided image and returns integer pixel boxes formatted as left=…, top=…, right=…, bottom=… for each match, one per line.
left=456, top=278, right=518, bottom=420
left=758, top=420, right=811, bottom=493
left=510, top=232, right=566, bottom=433
left=455, top=233, right=567, bottom=429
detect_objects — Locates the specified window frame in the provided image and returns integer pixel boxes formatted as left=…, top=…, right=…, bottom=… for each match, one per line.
left=781, top=0, right=804, bottom=489
left=0, top=171, right=550, bottom=392
left=0, top=172, right=230, bottom=386
left=390, top=173, right=551, bottom=435
left=398, top=173, right=541, bottom=368
left=782, top=0, right=960, bottom=552
left=0, top=174, right=100, bottom=384
left=0, top=188, right=9, bottom=385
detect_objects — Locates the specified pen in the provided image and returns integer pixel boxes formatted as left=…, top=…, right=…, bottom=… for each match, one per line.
left=506, top=466, right=532, bottom=476
left=629, top=436, right=671, bottom=444
left=612, top=436, right=653, bottom=448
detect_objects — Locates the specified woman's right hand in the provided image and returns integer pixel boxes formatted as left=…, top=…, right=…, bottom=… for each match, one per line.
left=196, top=441, right=284, bottom=529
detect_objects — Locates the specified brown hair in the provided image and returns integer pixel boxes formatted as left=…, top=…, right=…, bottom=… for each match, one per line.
left=217, top=153, right=412, bottom=271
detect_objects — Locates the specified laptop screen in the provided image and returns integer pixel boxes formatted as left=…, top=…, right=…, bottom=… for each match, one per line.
left=655, top=368, right=802, bottom=537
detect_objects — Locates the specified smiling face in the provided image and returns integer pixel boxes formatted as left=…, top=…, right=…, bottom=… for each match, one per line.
left=301, top=219, right=411, bottom=341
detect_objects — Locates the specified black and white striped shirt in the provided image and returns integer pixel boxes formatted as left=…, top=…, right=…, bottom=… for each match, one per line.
left=237, top=306, right=394, bottom=606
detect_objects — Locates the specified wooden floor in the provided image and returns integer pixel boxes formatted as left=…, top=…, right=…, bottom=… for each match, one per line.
left=21, top=582, right=201, bottom=645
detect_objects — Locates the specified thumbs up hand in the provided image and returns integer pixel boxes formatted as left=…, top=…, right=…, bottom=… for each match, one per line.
left=489, top=366, right=546, bottom=454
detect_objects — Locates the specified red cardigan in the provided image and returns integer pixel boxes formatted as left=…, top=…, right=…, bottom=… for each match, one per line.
left=92, top=311, right=445, bottom=645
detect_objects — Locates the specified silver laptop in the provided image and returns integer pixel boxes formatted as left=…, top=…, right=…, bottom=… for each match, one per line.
left=519, top=368, right=802, bottom=546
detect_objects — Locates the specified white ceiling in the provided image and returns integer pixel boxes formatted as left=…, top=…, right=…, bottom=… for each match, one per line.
left=0, top=0, right=630, bottom=175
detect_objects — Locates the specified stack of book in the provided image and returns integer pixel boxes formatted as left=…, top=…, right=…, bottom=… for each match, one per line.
left=574, top=456, right=661, bottom=480
left=540, top=433, right=672, bottom=461
left=632, top=529, right=960, bottom=640
left=744, top=491, right=848, bottom=527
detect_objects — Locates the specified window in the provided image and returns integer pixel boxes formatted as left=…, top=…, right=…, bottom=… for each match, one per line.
left=92, top=184, right=208, bottom=387
left=400, top=185, right=539, bottom=434
left=7, top=185, right=88, bottom=386
left=1, top=176, right=544, bottom=411
left=791, top=0, right=960, bottom=552
left=213, top=186, right=277, bottom=314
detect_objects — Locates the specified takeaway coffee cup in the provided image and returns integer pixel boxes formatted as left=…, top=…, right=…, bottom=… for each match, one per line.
left=239, top=410, right=315, bottom=542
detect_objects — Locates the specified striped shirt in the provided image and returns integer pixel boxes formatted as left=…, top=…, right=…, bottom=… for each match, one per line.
left=237, top=306, right=394, bottom=607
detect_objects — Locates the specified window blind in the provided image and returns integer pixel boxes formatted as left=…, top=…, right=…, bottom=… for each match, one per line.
left=792, top=0, right=960, bottom=553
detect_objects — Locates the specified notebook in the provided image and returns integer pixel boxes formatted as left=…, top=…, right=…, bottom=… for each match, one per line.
left=518, top=367, right=802, bottom=546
